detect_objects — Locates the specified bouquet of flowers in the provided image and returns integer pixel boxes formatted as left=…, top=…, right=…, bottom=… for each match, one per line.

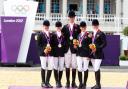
left=89, top=44, right=96, bottom=54
left=73, top=39, right=79, bottom=48
left=44, top=45, right=52, bottom=54
left=89, top=44, right=96, bottom=50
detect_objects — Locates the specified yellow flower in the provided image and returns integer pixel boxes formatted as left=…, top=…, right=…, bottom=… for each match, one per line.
left=73, top=39, right=79, bottom=46
left=89, top=44, right=96, bottom=50
left=44, top=49, right=48, bottom=54
left=46, top=46, right=52, bottom=52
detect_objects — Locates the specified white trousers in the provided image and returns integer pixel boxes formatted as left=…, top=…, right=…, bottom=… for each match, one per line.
left=91, top=59, right=102, bottom=72
left=53, top=57, right=64, bottom=71
left=40, top=56, right=54, bottom=70
left=65, top=49, right=77, bottom=69
left=77, top=56, right=90, bottom=72
left=77, top=57, right=102, bottom=72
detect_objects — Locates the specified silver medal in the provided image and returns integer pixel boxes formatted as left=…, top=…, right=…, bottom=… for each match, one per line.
left=79, top=44, right=82, bottom=47
left=58, top=44, right=62, bottom=48
left=70, top=36, right=73, bottom=40
left=47, top=44, right=50, bottom=47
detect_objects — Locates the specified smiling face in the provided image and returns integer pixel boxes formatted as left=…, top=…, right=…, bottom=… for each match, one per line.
left=92, top=25, right=99, bottom=31
left=56, top=27, right=62, bottom=32
left=68, top=17, right=75, bottom=23
left=43, top=25, right=49, bottom=31
left=80, top=26, right=86, bottom=32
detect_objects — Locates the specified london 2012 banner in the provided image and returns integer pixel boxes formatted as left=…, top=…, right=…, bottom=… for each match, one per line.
left=2, top=0, right=38, bottom=63
left=1, top=17, right=26, bottom=63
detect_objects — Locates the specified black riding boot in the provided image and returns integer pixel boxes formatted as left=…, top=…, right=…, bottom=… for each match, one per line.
left=45, top=70, right=53, bottom=88
left=83, top=70, right=88, bottom=89
left=54, top=70, right=59, bottom=87
left=65, top=68, right=70, bottom=88
left=91, top=70, right=101, bottom=89
left=58, top=71, right=63, bottom=88
left=41, top=69, right=46, bottom=87
left=78, top=71, right=83, bottom=89
left=72, top=69, right=77, bottom=88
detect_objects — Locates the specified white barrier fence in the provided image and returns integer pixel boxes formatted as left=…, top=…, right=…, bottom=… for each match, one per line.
left=35, top=13, right=128, bottom=32
left=35, top=13, right=116, bottom=24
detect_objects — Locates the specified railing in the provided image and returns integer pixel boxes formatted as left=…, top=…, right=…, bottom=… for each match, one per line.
left=75, top=14, right=83, bottom=22
left=86, top=14, right=100, bottom=21
left=50, top=13, right=62, bottom=21
left=35, top=13, right=116, bottom=25
left=103, top=14, right=115, bottom=22
left=35, top=13, right=46, bottom=23
left=34, top=13, right=128, bottom=32
left=50, top=13, right=63, bottom=24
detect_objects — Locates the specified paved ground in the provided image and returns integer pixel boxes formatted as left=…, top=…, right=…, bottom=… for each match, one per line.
left=0, top=67, right=128, bottom=89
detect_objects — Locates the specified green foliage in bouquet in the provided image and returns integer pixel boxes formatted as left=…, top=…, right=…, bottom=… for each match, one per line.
left=120, top=55, right=128, bottom=61
left=123, top=26, right=128, bottom=36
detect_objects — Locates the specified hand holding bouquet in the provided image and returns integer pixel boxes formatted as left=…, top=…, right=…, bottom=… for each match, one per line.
left=44, top=49, right=49, bottom=54
left=89, top=44, right=96, bottom=50
left=44, top=45, right=52, bottom=54
left=73, top=39, right=79, bottom=48
left=89, top=44, right=96, bottom=53
left=46, top=45, right=52, bottom=52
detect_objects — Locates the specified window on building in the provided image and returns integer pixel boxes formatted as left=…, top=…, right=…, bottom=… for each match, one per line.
left=51, top=0, right=60, bottom=13
left=104, top=0, right=111, bottom=14
left=35, top=0, right=46, bottom=13
left=87, top=0, right=99, bottom=14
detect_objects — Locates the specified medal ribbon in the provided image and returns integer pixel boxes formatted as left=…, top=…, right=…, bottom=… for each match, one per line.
left=92, top=29, right=100, bottom=43
left=79, top=32, right=87, bottom=45
left=70, top=28, right=73, bottom=37
left=68, top=24, right=74, bottom=37
left=57, top=35, right=62, bottom=45
left=92, top=36, right=95, bottom=43
left=44, top=32, right=50, bottom=44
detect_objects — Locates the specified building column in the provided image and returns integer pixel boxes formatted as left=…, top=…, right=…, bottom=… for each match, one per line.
left=46, top=0, right=51, bottom=19
left=99, top=0, right=104, bottom=18
left=116, top=0, right=121, bottom=17
left=62, top=0, right=67, bottom=18
left=83, top=0, right=87, bottom=17
left=116, top=0, right=122, bottom=33
left=0, top=0, right=4, bottom=16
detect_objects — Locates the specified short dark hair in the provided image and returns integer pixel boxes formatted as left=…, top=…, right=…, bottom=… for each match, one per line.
left=92, top=19, right=99, bottom=26
left=68, top=11, right=76, bottom=18
left=80, top=21, right=86, bottom=27
left=43, top=20, right=50, bottom=26
left=55, top=21, right=62, bottom=27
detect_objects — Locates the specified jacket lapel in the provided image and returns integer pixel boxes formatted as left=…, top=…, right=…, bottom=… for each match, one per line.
left=94, top=30, right=101, bottom=41
left=66, top=24, right=70, bottom=35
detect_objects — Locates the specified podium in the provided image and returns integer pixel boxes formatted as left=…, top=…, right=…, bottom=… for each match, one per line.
left=8, top=86, right=125, bottom=89
left=0, top=32, right=1, bottom=63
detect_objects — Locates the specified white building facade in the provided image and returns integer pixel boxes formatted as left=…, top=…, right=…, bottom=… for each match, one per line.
left=1, top=0, right=128, bottom=33
left=34, top=0, right=128, bottom=33
left=35, top=0, right=117, bottom=20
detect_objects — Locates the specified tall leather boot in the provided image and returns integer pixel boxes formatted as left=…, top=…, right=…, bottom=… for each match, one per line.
left=78, top=71, right=83, bottom=89
left=65, top=68, right=70, bottom=88
left=41, top=69, right=46, bottom=87
left=58, top=71, right=63, bottom=88
left=91, top=70, right=101, bottom=89
left=45, top=70, right=53, bottom=88
left=72, top=69, right=77, bottom=88
left=54, top=70, right=59, bottom=87
left=83, top=69, right=88, bottom=89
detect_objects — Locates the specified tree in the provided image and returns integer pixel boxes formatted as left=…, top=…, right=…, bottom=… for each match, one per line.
left=123, top=26, right=128, bottom=56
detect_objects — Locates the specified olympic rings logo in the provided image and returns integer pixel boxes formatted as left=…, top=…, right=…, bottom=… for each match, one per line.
left=11, top=5, right=30, bottom=14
